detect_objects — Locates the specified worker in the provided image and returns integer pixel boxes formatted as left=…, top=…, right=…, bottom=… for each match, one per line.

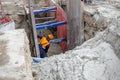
left=37, top=34, right=54, bottom=58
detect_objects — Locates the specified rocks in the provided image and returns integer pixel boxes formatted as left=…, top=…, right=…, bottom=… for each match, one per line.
left=0, top=29, right=33, bottom=80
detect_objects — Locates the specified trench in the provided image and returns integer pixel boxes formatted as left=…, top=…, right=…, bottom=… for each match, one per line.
left=1, top=0, right=103, bottom=58
left=16, top=0, right=97, bottom=57
left=26, top=0, right=64, bottom=57
left=1, top=0, right=120, bottom=80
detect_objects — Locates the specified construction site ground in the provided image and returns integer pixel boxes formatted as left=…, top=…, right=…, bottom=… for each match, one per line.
left=1, top=0, right=120, bottom=80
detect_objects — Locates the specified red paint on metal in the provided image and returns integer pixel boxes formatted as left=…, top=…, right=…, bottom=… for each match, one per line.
left=45, top=0, right=67, bottom=52
left=56, top=6, right=67, bottom=52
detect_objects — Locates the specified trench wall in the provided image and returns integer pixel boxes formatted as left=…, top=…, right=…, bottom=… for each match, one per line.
left=0, top=29, right=33, bottom=80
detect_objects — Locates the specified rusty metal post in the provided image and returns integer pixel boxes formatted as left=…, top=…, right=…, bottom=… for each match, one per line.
left=29, top=0, right=40, bottom=57
left=67, top=0, right=84, bottom=50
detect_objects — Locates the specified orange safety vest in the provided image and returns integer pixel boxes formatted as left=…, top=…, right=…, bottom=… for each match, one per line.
left=39, top=37, right=50, bottom=49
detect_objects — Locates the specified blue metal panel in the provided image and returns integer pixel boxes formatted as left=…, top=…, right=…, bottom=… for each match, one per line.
left=36, top=21, right=67, bottom=30
left=34, top=7, right=56, bottom=15
left=50, top=38, right=67, bottom=44
left=36, top=21, right=56, bottom=26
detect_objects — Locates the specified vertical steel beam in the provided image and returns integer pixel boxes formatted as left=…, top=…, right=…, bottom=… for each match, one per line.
left=67, top=0, right=84, bottom=50
left=29, top=0, right=40, bottom=57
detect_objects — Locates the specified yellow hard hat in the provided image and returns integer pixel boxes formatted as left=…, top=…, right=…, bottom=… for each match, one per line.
left=48, top=34, right=54, bottom=40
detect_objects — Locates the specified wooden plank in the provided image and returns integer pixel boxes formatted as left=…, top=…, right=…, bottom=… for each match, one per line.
left=29, top=0, right=40, bottom=57
left=67, top=0, right=84, bottom=50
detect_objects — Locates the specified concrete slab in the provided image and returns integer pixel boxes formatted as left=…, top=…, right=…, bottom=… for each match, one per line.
left=0, top=29, right=33, bottom=80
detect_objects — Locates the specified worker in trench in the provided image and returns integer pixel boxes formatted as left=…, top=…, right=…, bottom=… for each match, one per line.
left=37, top=34, right=54, bottom=58
left=33, top=34, right=67, bottom=63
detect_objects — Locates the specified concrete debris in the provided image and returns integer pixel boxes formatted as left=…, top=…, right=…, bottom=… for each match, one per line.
left=32, top=0, right=120, bottom=80
left=0, top=21, right=15, bottom=31
left=0, top=29, right=33, bottom=80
